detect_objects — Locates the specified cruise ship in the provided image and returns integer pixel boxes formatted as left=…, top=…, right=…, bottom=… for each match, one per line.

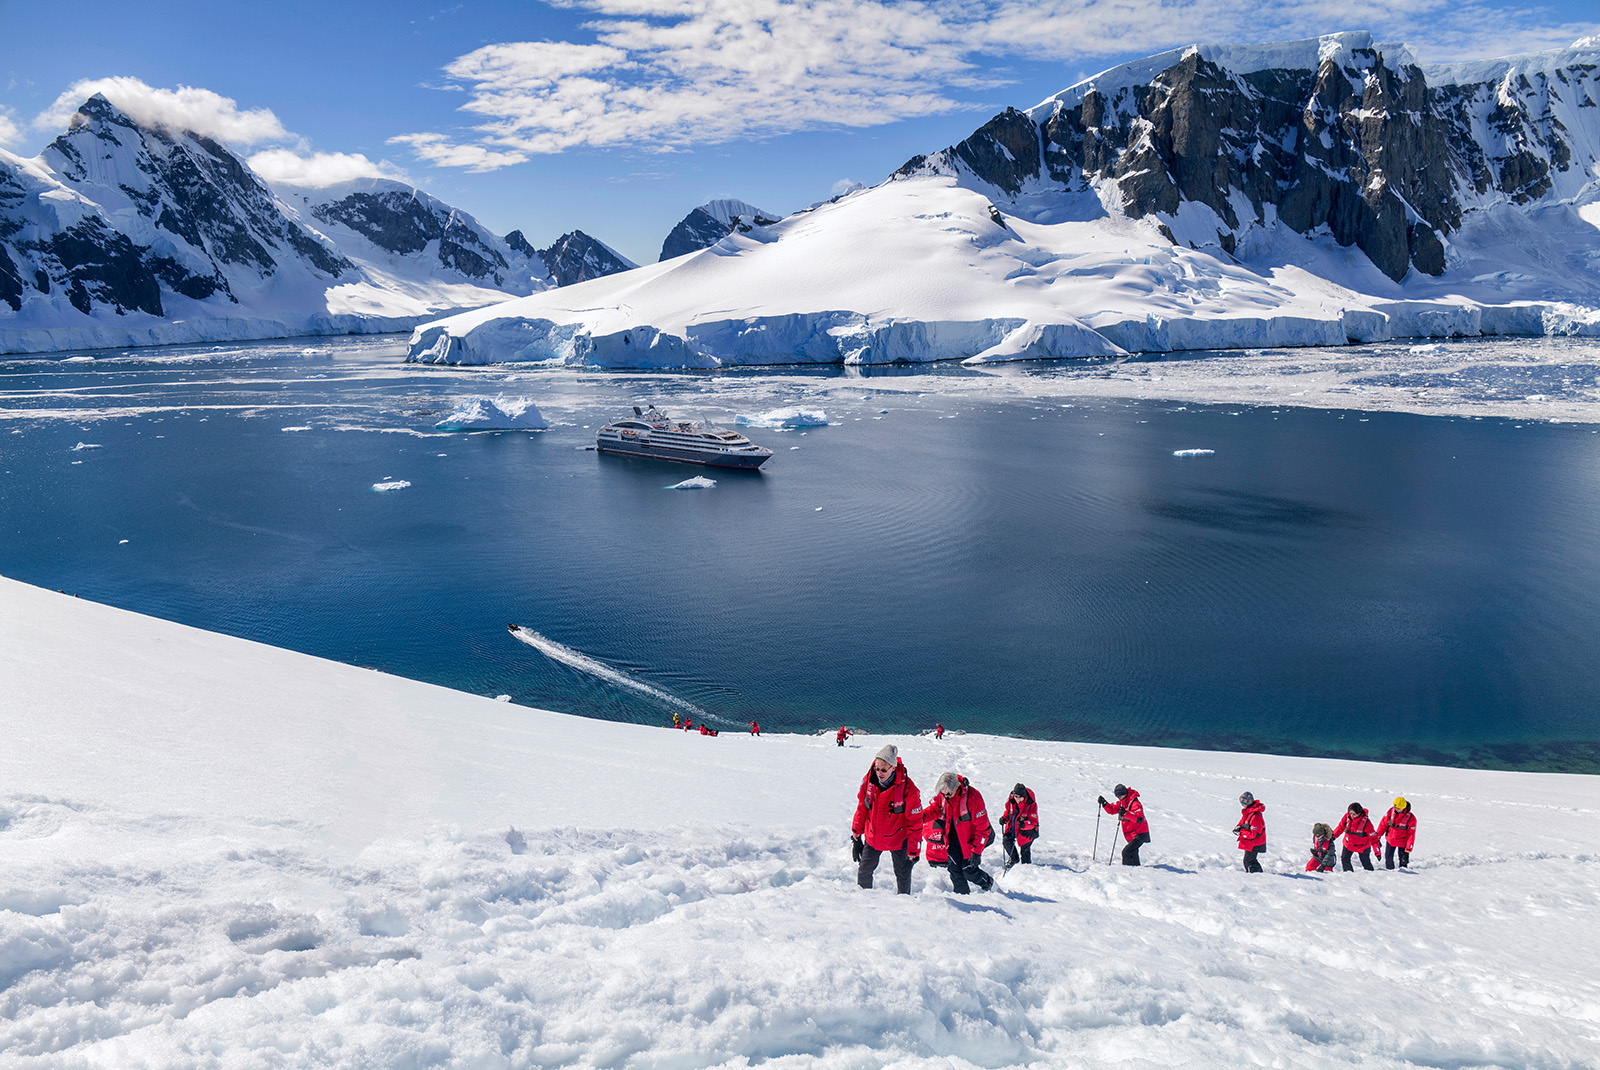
left=596, top=406, right=773, bottom=469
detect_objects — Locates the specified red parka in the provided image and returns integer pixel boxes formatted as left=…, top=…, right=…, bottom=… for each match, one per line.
left=1235, top=800, right=1266, bottom=850
left=852, top=760, right=923, bottom=855
left=1305, top=834, right=1337, bottom=872
left=1331, top=807, right=1377, bottom=852
left=1375, top=806, right=1417, bottom=850
left=1001, top=790, right=1040, bottom=844
left=939, top=777, right=992, bottom=858
left=1101, top=788, right=1149, bottom=841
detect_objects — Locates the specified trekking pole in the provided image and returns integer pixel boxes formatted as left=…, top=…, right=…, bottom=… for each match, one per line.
left=1093, top=805, right=1101, bottom=865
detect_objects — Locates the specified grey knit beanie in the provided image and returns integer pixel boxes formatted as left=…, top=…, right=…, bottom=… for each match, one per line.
left=875, top=744, right=898, bottom=763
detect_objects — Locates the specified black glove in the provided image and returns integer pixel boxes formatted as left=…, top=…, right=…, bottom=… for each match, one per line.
left=851, top=835, right=863, bottom=862
left=1098, top=795, right=1108, bottom=807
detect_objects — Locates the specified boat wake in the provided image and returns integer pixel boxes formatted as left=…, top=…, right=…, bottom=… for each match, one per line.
left=507, top=625, right=716, bottom=724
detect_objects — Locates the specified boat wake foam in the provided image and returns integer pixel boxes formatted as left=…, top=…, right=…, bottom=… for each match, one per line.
left=508, top=625, right=716, bottom=723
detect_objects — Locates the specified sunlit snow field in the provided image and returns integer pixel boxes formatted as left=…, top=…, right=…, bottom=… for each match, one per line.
left=3, top=578, right=1598, bottom=1068
left=3, top=335, right=1600, bottom=770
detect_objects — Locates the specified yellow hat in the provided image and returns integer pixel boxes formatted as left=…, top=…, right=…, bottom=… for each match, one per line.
left=1393, top=796, right=1408, bottom=810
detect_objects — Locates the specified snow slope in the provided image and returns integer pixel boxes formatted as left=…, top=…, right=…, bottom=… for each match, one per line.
left=4, top=575, right=1597, bottom=1067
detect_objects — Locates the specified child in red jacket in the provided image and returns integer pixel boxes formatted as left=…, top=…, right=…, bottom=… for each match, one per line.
left=1234, top=792, right=1266, bottom=873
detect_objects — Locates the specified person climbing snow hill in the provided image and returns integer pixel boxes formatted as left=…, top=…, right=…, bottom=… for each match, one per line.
left=836, top=727, right=852, bottom=747
left=929, top=772, right=994, bottom=893
left=1235, top=792, right=1267, bottom=873
left=1001, top=783, right=1039, bottom=868
left=851, top=745, right=922, bottom=894
left=1331, top=802, right=1377, bottom=871
left=1376, top=797, right=1417, bottom=869
left=1099, top=784, right=1151, bottom=866
left=1306, top=823, right=1338, bottom=872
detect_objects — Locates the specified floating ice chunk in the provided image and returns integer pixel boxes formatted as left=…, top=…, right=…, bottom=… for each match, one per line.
left=495, top=695, right=512, bottom=702
left=734, top=407, right=829, bottom=428
left=435, top=394, right=549, bottom=431
left=281, top=426, right=312, bottom=432
left=666, top=477, right=717, bottom=490
left=1172, top=448, right=1215, bottom=457
left=70, top=442, right=101, bottom=451
left=372, top=480, right=411, bottom=492
left=118, top=539, right=128, bottom=545
left=62, top=356, right=94, bottom=363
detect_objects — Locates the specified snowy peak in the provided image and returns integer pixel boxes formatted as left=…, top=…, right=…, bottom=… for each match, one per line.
left=2, top=93, right=635, bottom=352
left=533, top=230, right=636, bottom=287
left=660, top=198, right=782, bottom=261
left=46, top=94, right=349, bottom=285
left=901, top=32, right=1600, bottom=281
left=273, top=177, right=550, bottom=295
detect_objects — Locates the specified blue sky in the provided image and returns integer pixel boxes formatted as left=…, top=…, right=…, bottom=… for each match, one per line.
left=3, top=0, right=1597, bottom=264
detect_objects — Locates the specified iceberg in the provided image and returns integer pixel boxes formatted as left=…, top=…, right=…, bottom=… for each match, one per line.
left=734, top=408, right=830, bottom=429
left=434, top=394, right=549, bottom=431
left=665, top=476, right=717, bottom=490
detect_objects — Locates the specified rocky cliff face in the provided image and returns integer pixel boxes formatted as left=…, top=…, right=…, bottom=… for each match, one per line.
left=532, top=231, right=636, bottom=287
left=897, top=33, right=1600, bottom=282
left=660, top=199, right=780, bottom=261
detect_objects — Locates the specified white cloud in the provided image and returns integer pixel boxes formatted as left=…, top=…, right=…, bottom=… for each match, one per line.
left=386, top=132, right=530, bottom=171
left=394, top=0, right=1600, bottom=170
left=35, top=77, right=290, bottom=145
left=0, top=108, right=22, bottom=147
left=247, top=149, right=410, bottom=188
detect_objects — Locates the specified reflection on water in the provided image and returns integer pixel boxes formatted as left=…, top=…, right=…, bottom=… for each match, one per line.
left=3, top=335, right=1600, bottom=772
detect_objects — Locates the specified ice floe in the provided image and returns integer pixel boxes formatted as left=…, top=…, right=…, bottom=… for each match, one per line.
left=665, top=476, right=717, bottom=490
left=734, top=407, right=830, bottom=428
left=433, top=394, right=548, bottom=431
left=371, top=480, right=410, bottom=492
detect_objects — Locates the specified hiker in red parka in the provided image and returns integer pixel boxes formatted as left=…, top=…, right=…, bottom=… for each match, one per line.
left=934, top=723, right=944, bottom=740
left=1306, top=822, right=1337, bottom=872
left=836, top=726, right=852, bottom=747
left=1331, top=802, right=1377, bottom=871
left=1375, top=797, right=1417, bottom=869
left=928, top=772, right=994, bottom=893
left=1234, top=792, right=1267, bottom=873
left=1099, top=784, right=1151, bottom=865
left=1001, top=783, right=1039, bottom=867
left=851, top=745, right=922, bottom=894
left=749, top=721, right=760, bottom=736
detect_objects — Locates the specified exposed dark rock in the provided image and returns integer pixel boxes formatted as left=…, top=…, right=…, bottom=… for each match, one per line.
left=660, top=201, right=779, bottom=261
left=908, top=39, right=1597, bottom=281
left=0, top=246, right=22, bottom=311
left=312, top=188, right=502, bottom=282
left=537, top=230, right=633, bottom=287
left=503, top=230, right=538, bottom=259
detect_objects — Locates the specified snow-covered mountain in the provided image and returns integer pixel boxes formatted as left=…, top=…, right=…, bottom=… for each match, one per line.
left=659, top=198, right=781, bottom=261
left=0, top=96, right=623, bottom=354
left=515, top=228, right=636, bottom=286
left=409, top=32, right=1600, bottom=368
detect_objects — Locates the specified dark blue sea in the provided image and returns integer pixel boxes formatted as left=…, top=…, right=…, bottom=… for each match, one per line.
left=3, top=336, right=1599, bottom=772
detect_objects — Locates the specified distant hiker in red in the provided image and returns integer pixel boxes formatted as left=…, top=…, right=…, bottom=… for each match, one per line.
left=836, top=727, right=852, bottom=747
left=926, top=772, right=994, bottom=893
left=682, top=720, right=693, bottom=732
left=1375, top=797, right=1417, bottom=869
left=1099, top=784, right=1150, bottom=865
left=1001, top=783, right=1039, bottom=867
left=1234, top=792, right=1266, bottom=873
left=749, top=721, right=760, bottom=736
left=697, top=723, right=718, bottom=736
left=934, top=724, right=944, bottom=740
left=1331, top=802, right=1377, bottom=871
left=1306, top=823, right=1337, bottom=872
left=851, top=745, right=922, bottom=894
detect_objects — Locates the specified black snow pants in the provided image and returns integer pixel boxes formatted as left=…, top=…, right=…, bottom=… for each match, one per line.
left=858, top=844, right=915, bottom=894
left=1342, top=847, right=1374, bottom=871
left=1003, top=832, right=1033, bottom=866
left=1384, top=844, right=1411, bottom=869
left=1242, top=846, right=1264, bottom=873
left=946, top=837, right=993, bottom=894
left=1121, top=831, right=1151, bottom=866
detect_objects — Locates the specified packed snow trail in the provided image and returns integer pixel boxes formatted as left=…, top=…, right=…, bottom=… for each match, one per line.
left=507, top=623, right=717, bottom=725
